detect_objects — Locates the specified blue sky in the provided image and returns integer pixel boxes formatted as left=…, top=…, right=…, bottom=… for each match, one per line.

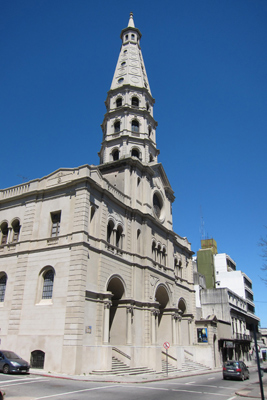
left=1, top=1, right=267, bottom=326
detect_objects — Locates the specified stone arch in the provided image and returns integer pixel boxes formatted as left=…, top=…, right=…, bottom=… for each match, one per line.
left=155, top=284, right=171, bottom=344
left=106, top=275, right=127, bottom=345
left=178, top=297, right=187, bottom=315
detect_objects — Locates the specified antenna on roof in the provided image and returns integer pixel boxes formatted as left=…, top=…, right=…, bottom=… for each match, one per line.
left=200, top=206, right=205, bottom=241
left=17, top=174, right=28, bottom=183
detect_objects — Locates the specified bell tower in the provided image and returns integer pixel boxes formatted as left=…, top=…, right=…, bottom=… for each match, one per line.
left=98, top=14, right=175, bottom=229
left=99, top=13, right=159, bottom=165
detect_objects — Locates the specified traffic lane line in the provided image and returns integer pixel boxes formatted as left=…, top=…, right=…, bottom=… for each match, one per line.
left=0, top=377, right=45, bottom=384
left=159, top=381, right=237, bottom=390
left=34, top=384, right=123, bottom=400
left=118, top=385, right=235, bottom=398
left=0, top=378, right=50, bottom=388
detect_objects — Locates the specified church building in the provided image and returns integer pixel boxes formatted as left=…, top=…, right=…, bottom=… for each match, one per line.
left=0, top=14, right=213, bottom=374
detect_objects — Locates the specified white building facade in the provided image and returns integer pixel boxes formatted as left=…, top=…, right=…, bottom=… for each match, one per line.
left=0, top=15, right=214, bottom=375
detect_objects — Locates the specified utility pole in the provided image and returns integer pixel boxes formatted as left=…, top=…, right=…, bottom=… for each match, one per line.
left=253, top=323, right=265, bottom=400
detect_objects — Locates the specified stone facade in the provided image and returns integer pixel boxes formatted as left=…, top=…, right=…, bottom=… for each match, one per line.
left=0, top=14, right=211, bottom=374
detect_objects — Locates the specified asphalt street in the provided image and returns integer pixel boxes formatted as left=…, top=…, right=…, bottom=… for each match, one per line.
left=0, top=369, right=263, bottom=400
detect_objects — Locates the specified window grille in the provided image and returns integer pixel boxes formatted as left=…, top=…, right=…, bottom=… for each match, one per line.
left=51, top=212, right=61, bottom=237
left=42, top=270, right=54, bottom=299
left=0, top=275, right=7, bottom=302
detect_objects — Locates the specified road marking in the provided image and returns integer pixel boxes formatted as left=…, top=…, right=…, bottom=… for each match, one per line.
left=172, top=389, right=203, bottom=394
left=0, top=379, right=50, bottom=388
left=208, top=377, right=215, bottom=380
left=203, top=392, right=230, bottom=397
left=185, top=381, right=196, bottom=384
left=0, top=377, right=45, bottom=383
left=166, top=382, right=235, bottom=390
left=226, top=397, right=236, bottom=400
left=34, top=384, right=122, bottom=399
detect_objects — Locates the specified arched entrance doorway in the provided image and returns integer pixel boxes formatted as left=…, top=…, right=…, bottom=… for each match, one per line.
left=107, top=276, right=126, bottom=345
left=155, top=285, right=170, bottom=344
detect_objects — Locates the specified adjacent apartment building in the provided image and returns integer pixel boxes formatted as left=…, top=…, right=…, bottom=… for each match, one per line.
left=195, top=239, right=260, bottom=364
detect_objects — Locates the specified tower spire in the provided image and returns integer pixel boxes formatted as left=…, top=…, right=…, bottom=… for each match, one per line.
left=99, top=15, right=159, bottom=166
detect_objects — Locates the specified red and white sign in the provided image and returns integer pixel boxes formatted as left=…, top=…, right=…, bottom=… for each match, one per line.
left=163, top=341, right=170, bottom=349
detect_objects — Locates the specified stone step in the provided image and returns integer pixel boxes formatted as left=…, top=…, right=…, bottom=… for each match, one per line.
left=91, top=357, right=155, bottom=376
left=161, top=358, right=210, bottom=374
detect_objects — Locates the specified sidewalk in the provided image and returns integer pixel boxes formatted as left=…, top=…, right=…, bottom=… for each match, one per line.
left=236, top=374, right=267, bottom=399
left=30, top=366, right=221, bottom=384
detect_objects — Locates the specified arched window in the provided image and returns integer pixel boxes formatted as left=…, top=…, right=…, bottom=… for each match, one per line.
left=12, top=219, right=20, bottom=242
left=112, top=149, right=119, bottom=161
left=116, top=98, right=122, bottom=107
left=131, top=149, right=140, bottom=158
left=90, top=205, right=96, bottom=222
left=131, top=97, right=139, bottom=107
left=1, top=222, right=8, bottom=245
left=162, top=247, right=167, bottom=266
left=149, top=154, right=154, bottom=162
left=114, top=121, right=120, bottom=133
left=148, top=126, right=152, bottom=137
left=152, top=241, right=157, bottom=262
left=0, top=274, right=7, bottom=302
left=153, top=193, right=163, bottom=219
left=116, top=225, right=123, bottom=249
left=131, top=120, right=139, bottom=133
left=42, top=269, right=54, bottom=299
left=107, top=220, right=114, bottom=244
left=31, top=350, right=45, bottom=369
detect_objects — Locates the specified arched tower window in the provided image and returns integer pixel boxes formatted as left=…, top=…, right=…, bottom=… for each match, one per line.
left=131, top=120, right=139, bottom=133
left=116, top=98, right=122, bottom=107
left=114, top=121, right=120, bottom=133
left=112, top=149, right=119, bottom=161
left=131, top=149, right=140, bottom=159
left=131, top=97, right=139, bottom=107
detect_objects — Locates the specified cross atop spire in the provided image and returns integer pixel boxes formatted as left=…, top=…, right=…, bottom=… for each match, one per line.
left=128, top=12, right=135, bottom=28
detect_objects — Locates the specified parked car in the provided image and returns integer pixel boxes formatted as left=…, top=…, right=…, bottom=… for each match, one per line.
left=0, top=351, right=30, bottom=374
left=223, top=360, right=249, bottom=381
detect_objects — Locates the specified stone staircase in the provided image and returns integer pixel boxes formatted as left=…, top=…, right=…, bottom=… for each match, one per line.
left=91, top=356, right=155, bottom=376
left=162, top=357, right=211, bottom=375
left=91, top=356, right=211, bottom=377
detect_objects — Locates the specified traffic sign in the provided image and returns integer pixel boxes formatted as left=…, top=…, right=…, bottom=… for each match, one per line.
left=163, top=341, right=170, bottom=349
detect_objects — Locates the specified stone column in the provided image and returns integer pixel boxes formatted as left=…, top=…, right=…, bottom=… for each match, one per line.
left=126, top=306, right=133, bottom=345
left=172, top=313, right=179, bottom=345
left=103, top=301, right=111, bottom=344
left=151, top=309, right=159, bottom=344
left=188, top=319, right=193, bottom=345
left=178, top=318, right=182, bottom=345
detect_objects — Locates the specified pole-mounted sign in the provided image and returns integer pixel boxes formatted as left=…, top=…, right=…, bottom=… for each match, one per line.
left=163, top=342, right=170, bottom=376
